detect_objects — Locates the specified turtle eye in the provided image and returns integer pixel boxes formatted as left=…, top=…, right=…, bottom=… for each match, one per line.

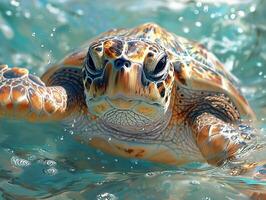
left=85, top=52, right=102, bottom=75
left=153, top=55, right=167, bottom=74
left=145, top=54, right=168, bottom=81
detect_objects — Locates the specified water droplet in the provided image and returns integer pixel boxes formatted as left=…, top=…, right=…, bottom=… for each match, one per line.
left=87, top=157, right=91, bottom=160
left=256, top=62, right=262, bottom=67
left=10, top=0, right=20, bottom=7
left=195, top=21, right=202, bottom=27
left=76, top=9, right=84, bottom=16
left=190, top=180, right=200, bottom=185
left=203, top=5, right=208, bottom=13
left=194, top=9, right=199, bottom=15
left=259, top=71, right=263, bottom=76
left=6, top=10, right=12, bottom=16
left=230, top=13, right=236, bottom=20
left=44, top=167, right=58, bottom=176
left=237, top=10, right=245, bottom=17
left=178, top=16, right=184, bottom=22
left=145, top=172, right=156, bottom=177
left=196, top=2, right=202, bottom=7
left=31, top=32, right=36, bottom=37
left=183, top=27, right=190, bottom=33
left=97, top=193, right=118, bottom=200
left=11, top=156, right=31, bottom=167
left=41, top=44, right=44, bottom=48
left=114, top=159, right=118, bottom=162
left=237, top=28, right=243, bottom=34
left=60, top=136, right=64, bottom=141
left=24, top=11, right=31, bottom=19
left=52, top=27, right=56, bottom=32
left=250, top=5, right=256, bottom=13
left=44, top=159, right=56, bottom=166
left=50, top=33, right=54, bottom=37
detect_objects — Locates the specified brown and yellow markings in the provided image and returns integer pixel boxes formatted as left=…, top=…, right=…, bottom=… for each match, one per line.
left=173, top=62, right=187, bottom=85
left=52, top=90, right=62, bottom=104
left=134, top=104, right=157, bottom=118
left=103, top=39, right=123, bottom=58
left=3, top=67, right=29, bottom=79
left=16, top=99, right=30, bottom=112
left=0, top=85, right=11, bottom=104
left=109, top=98, right=134, bottom=109
left=44, top=98, right=56, bottom=114
left=92, top=101, right=110, bottom=115
left=63, top=50, right=87, bottom=66
left=89, top=137, right=147, bottom=159
left=28, top=90, right=43, bottom=112
left=126, top=41, right=148, bottom=62
left=11, top=85, right=26, bottom=102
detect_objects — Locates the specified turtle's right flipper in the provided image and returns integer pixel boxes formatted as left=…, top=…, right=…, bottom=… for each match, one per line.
left=0, top=64, right=68, bottom=121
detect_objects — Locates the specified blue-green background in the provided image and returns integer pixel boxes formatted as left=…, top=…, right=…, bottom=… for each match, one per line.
left=0, top=0, right=266, bottom=199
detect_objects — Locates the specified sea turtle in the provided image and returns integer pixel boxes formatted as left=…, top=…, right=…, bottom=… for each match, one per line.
left=0, top=23, right=259, bottom=167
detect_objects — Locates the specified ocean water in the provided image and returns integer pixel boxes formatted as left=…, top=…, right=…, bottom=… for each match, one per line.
left=0, top=0, right=266, bottom=199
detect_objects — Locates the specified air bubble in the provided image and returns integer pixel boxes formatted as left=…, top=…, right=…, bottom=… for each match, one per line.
left=41, top=44, right=44, bottom=48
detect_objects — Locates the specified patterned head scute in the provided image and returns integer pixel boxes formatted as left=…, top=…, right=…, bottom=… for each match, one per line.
left=83, top=36, right=175, bottom=132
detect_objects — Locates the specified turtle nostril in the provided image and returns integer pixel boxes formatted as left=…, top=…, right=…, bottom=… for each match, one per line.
left=124, top=61, right=130, bottom=68
left=114, top=58, right=131, bottom=69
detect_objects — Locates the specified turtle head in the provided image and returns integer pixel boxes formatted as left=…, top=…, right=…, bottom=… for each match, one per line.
left=82, top=37, right=175, bottom=133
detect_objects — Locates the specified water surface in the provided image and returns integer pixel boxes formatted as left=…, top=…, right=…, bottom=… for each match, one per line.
left=0, top=0, right=266, bottom=199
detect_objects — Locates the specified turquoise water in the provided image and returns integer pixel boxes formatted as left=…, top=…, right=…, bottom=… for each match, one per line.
left=1, top=0, right=266, bottom=199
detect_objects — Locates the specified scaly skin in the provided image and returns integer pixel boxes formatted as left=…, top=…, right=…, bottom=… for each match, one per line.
left=0, top=64, right=68, bottom=120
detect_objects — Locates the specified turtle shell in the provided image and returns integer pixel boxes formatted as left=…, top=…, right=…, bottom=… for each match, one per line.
left=172, top=35, right=255, bottom=119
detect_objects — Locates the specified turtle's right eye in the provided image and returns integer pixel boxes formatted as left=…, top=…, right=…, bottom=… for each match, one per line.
left=85, top=52, right=102, bottom=75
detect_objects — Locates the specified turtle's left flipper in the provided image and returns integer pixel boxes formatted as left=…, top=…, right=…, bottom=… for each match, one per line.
left=0, top=64, right=69, bottom=121
left=191, top=112, right=256, bottom=166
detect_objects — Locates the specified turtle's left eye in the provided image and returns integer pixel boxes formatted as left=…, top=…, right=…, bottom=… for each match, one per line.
left=154, top=55, right=167, bottom=74
left=144, top=54, right=168, bottom=81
